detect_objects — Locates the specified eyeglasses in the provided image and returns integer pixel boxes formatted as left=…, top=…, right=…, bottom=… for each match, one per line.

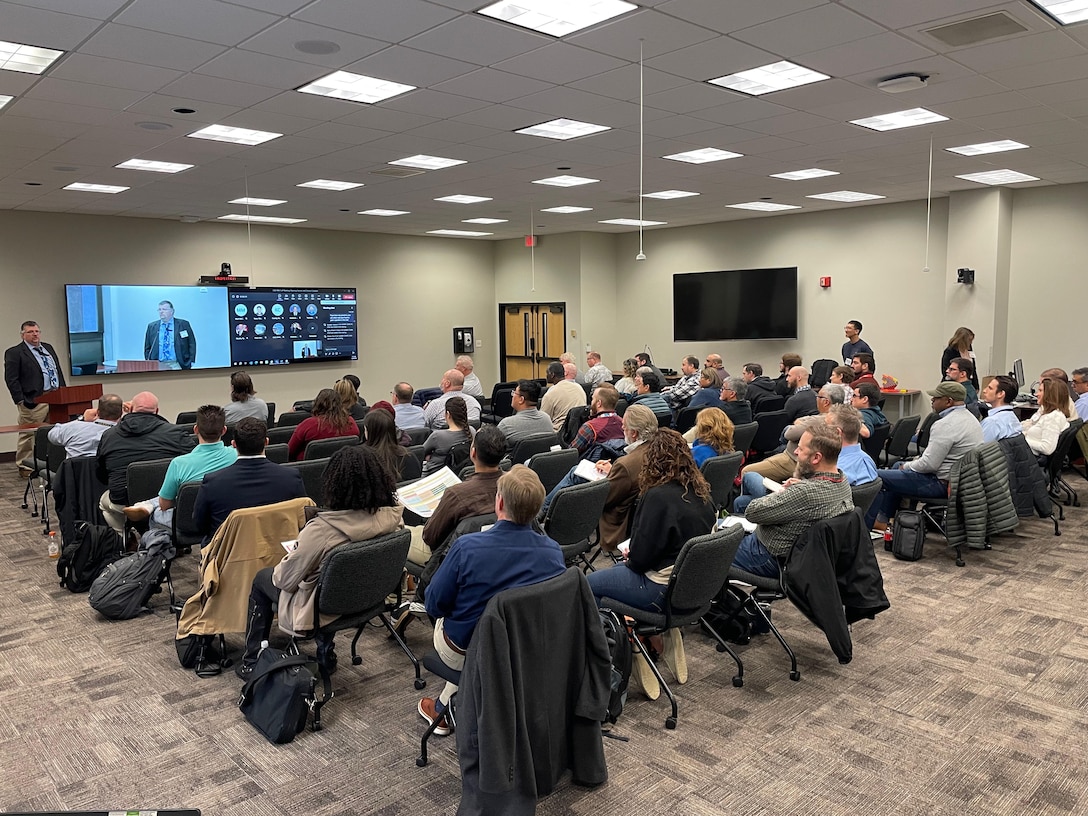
left=816, top=394, right=830, bottom=401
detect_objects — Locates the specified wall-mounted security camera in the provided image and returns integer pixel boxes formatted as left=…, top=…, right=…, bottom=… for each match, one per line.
left=956, top=267, right=975, bottom=285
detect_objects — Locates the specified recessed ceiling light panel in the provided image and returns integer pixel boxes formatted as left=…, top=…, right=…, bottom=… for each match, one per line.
left=727, top=202, right=801, bottom=211
left=806, top=191, right=885, bottom=202
left=358, top=209, right=409, bottom=216
left=0, top=40, right=64, bottom=75
left=956, top=169, right=1040, bottom=185
left=770, top=168, right=840, bottom=181
left=389, top=155, right=466, bottom=170
left=541, top=206, right=592, bottom=213
left=63, top=183, right=129, bottom=194
left=218, top=214, right=306, bottom=224
left=187, top=125, right=282, bottom=145
left=599, top=218, right=667, bottom=226
left=228, top=197, right=286, bottom=206
left=850, top=108, right=948, bottom=131
left=945, top=140, right=1029, bottom=156
left=298, top=179, right=364, bottom=190
left=642, top=190, right=699, bottom=199
left=477, top=0, right=637, bottom=37
left=0, top=94, right=12, bottom=110
left=662, top=148, right=742, bottom=164
left=463, top=218, right=508, bottom=224
left=435, top=195, right=493, bottom=204
left=1028, top=0, right=1088, bottom=24
left=115, top=159, right=193, bottom=174
left=298, top=71, right=415, bottom=104
left=427, top=229, right=493, bottom=237
left=709, top=61, right=829, bottom=96
left=515, top=118, right=610, bottom=140
left=532, top=175, right=599, bottom=187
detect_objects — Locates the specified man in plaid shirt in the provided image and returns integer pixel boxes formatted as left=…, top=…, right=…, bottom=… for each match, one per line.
left=571, top=384, right=624, bottom=459
left=663, top=355, right=701, bottom=409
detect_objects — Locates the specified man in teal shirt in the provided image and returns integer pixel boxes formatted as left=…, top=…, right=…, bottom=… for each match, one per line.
left=124, top=404, right=236, bottom=530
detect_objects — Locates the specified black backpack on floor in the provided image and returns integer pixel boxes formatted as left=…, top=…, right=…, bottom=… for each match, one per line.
left=89, top=529, right=176, bottom=620
left=891, top=510, right=926, bottom=561
left=598, top=608, right=632, bottom=726
left=57, top=521, right=126, bottom=593
left=238, top=647, right=320, bottom=744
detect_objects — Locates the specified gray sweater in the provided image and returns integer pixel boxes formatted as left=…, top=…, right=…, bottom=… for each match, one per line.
left=903, top=406, right=982, bottom=481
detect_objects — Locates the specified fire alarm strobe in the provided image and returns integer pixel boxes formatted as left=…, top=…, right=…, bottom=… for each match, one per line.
left=819, top=276, right=831, bottom=288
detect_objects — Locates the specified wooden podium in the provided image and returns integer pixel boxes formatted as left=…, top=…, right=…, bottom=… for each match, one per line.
left=39, top=384, right=103, bottom=423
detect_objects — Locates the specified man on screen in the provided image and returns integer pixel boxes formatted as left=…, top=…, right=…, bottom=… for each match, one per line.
left=144, top=300, right=196, bottom=370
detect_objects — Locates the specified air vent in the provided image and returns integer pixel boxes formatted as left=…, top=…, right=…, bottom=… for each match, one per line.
left=370, top=167, right=425, bottom=178
left=924, top=12, right=1028, bottom=47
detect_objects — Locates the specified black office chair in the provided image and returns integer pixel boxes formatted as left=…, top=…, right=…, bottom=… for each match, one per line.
left=862, top=423, right=891, bottom=462
left=507, top=431, right=559, bottom=465
left=303, top=435, right=358, bottom=460
left=882, top=415, right=920, bottom=466
left=600, top=526, right=746, bottom=729
left=480, top=387, right=515, bottom=425
left=655, top=411, right=673, bottom=428
left=810, top=359, right=836, bottom=389
left=527, top=448, right=578, bottom=493
left=265, top=401, right=276, bottom=427
left=850, top=477, right=883, bottom=517
left=1045, top=418, right=1084, bottom=509
left=285, top=458, right=329, bottom=507
left=700, top=451, right=744, bottom=513
left=35, top=439, right=68, bottom=534
left=175, top=411, right=198, bottom=426
left=398, top=449, right=423, bottom=482
left=732, top=421, right=759, bottom=457
left=125, top=457, right=174, bottom=505
left=171, top=480, right=204, bottom=554
left=276, top=410, right=311, bottom=428
left=674, top=405, right=702, bottom=434
left=264, top=443, right=290, bottom=464
left=750, top=411, right=790, bottom=458
left=287, top=529, right=422, bottom=731
left=21, top=425, right=54, bottom=523
left=912, top=412, right=940, bottom=455
left=752, top=394, right=785, bottom=414
left=540, top=478, right=610, bottom=567
left=266, top=426, right=296, bottom=446
left=404, top=427, right=432, bottom=446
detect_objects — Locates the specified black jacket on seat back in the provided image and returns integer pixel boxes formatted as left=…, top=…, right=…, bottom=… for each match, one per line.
left=96, top=412, right=195, bottom=504
left=999, top=434, right=1053, bottom=518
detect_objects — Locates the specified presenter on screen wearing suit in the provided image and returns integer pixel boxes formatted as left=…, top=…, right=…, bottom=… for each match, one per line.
left=4, top=320, right=66, bottom=476
left=143, top=300, right=196, bottom=370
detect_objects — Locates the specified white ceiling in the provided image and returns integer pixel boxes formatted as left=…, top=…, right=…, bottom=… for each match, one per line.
left=1, top=0, right=1087, bottom=239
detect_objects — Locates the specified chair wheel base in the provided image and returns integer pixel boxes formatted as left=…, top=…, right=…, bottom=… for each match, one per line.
left=414, top=678, right=426, bottom=690
left=732, top=676, right=743, bottom=688
left=955, top=557, right=965, bottom=567
left=351, top=656, right=362, bottom=666
left=665, top=716, right=677, bottom=730
left=789, top=670, right=801, bottom=682
left=416, top=757, right=427, bottom=768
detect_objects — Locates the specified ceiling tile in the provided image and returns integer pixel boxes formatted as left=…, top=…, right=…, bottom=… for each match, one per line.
left=568, top=64, right=689, bottom=101
left=838, top=0, right=1006, bottom=29
left=115, top=0, right=280, bottom=47
left=402, top=15, right=551, bottom=66
left=24, top=77, right=148, bottom=111
left=160, top=74, right=281, bottom=107
left=657, top=0, right=828, bottom=35
left=196, top=48, right=324, bottom=90
left=382, top=89, right=491, bottom=119
left=567, top=8, right=719, bottom=61
left=0, top=1, right=105, bottom=49
left=951, top=31, right=1086, bottom=74
left=296, top=0, right=459, bottom=43
left=801, top=33, right=935, bottom=77
left=647, top=36, right=778, bottom=82
left=495, top=43, right=627, bottom=86
left=732, top=4, right=885, bottom=55
left=346, top=45, right=479, bottom=87
left=223, top=0, right=312, bottom=13
left=239, top=19, right=387, bottom=67
left=4, top=0, right=129, bottom=19
left=48, top=54, right=183, bottom=93
left=123, top=94, right=243, bottom=124
left=82, top=24, right=228, bottom=71
left=431, top=68, right=553, bottom=103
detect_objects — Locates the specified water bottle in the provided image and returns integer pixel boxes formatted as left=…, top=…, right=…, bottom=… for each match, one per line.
left=47, top=531, right=60, bottom=559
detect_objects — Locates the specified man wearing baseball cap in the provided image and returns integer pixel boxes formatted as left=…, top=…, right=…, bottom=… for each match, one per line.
left=867, top=381, right=983, bottom=530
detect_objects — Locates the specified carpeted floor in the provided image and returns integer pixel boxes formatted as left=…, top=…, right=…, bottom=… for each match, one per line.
left=1, top=467, right=1086, bottom=816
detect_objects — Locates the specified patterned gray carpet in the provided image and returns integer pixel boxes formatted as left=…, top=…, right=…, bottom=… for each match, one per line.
left=1, top=468, right=1086, bottom=816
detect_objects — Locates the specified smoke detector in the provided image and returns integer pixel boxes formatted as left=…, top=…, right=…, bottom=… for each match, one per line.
left=877, top=73, right=929, bottom=94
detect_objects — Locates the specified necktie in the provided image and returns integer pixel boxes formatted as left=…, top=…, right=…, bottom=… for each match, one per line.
left=161, top=323, right=173, bottom=361
left=36, top=347, right=58, bottom=390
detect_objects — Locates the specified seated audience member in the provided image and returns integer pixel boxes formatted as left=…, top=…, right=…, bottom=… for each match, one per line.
left=584, top=351, right=612, bottom=388
left=236, top=445, right=404, bottom=679
left=417, top=465, right=566, bottom=736
left=423, top=370, right=482, bottom=429
left=705, top=353, right=730, bottom=378
left=945, top=357, right=978, bottom=408
left=587, top=430, right=714, bottom=687
left=540, top=361, right=587, bottom=431
left=691, top=408, right=734, bottom=467
left=732, top=423, right=853, bottom=578
left=783, top=367, right=817, bottom=422
left=719, top=376, right=754, bottom=425
left=362, top=409, right=412, bottom=480
left=341, top=374, right=367, bottom=405
left=851, top=353, right=878, bottom=389
left=629, top=368, right=671, bottom=422
left=773, top=353, right=802, bottom=397
left=193, top=417, right=307, bottom=545
left=1039, top=367, right=1078, bottom=415
left=614, top=358, right=639, bottom=395
left=392, top=382, right=426, bottom=429
left=868, top=382, right=983, bottom=530
left=687, top=367, right=725, bottom=410
left=421, top=396, right=475, bottom=476
left=223, top=371, right=268, bottom=425
left=124, top=404, right=237, bottom=530
left=560, top=352, right=587, bottom=385
left=369, top=401, right=411, bottom=446
left=49, top=393, right=122, bottom=458
left=852, top=382, right=888, bottom=438
left=824, top=405, right=878, bottom=485
left=742, top=362, right=777, bottom=411
left=634, top=352, right=666, bottom=385
left=96, top=391, right=196, bottom=533
left=455, top=355, right=484, bottom=398
left=1021, top=378, right=1071, bottom=457
left=830, top=365, right=856, bottom=401
left=735, top=384, right=846, bottom=512
left=1072, top=368, right=1088, bottom=422
left=288, top=388, right=360, bottom=461
left=663, top=356, right=701, bottom=410
left=980, top=375, right=1022, bottom=443
left=336, top=377, right=368, bottom=422
left=497, top=379, right=553, bottom=443
left=570, top=384, right=624, bottom=459
left=841, top=320, right=873, bottom=365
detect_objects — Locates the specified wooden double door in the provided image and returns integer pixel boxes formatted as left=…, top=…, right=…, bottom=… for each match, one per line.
left=499, top=303, right=566, bottom=381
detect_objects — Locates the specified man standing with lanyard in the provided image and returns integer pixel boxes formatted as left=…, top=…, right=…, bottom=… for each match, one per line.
left=4, top=321, right=66, bottom=476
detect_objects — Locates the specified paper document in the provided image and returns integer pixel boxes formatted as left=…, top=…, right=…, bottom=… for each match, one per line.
left=281, top=539, right=298, bottom=553
left=617, top=539, right=630, bottom=556
left=762, top=477, right=784, bottom=493
left=573, top=459, right=607, bottom=482
left=718, top=515, right=757, bottom=533
left=396, top=466, right=462, bottom=518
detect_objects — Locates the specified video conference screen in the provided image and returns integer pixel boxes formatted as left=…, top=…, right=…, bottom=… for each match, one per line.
left=64, top=284, right=357, bottom=376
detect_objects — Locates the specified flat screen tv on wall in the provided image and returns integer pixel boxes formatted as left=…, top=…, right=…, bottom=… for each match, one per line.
left=673, top=267, right=798, bottom=341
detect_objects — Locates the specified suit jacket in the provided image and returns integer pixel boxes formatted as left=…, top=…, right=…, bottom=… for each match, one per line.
left=144, top=318, right=196, bottom=369
left=193, top=456, right=307, bottom=544
left=4, top=341, right=66, bottom=405
left=600, top=443, right=649, bottom=550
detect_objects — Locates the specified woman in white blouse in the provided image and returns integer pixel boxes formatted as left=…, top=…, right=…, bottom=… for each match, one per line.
left=1021, top=378, right=1071, bottom=457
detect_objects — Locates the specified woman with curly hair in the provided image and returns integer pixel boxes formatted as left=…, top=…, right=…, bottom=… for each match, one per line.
left=287, top=387, right=359, bottom=460
left=614, top=358, right=640, bottom=395
left=236, top=445, right=404, bottom=678
left=691, top=407, right=734, bottom=467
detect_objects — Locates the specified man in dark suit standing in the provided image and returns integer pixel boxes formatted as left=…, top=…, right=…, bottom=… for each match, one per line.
left=144, top=300, right=196, bottom=370
left=193, top=417, right=306, bottom=546
left=4, top=321, right=66, bottom=476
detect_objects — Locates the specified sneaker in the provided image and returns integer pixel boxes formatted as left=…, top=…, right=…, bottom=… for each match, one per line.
left=661, top=628, right=688, bottom=685
left=631, top=651, right=660, bottom=701
left=417, top=697, right=451, bottom=736
left=123, top=501, right=154, bottom=522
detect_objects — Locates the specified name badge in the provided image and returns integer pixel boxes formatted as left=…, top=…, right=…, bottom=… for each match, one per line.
left=179, top=330, right=190, bottom=338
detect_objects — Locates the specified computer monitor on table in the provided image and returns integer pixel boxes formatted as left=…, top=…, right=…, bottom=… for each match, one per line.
left=1012, top=358, right=1025, bottom=388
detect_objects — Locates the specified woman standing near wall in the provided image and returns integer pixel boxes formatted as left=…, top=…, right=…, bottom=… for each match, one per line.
left=941, top=327, right=979, bottom=391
